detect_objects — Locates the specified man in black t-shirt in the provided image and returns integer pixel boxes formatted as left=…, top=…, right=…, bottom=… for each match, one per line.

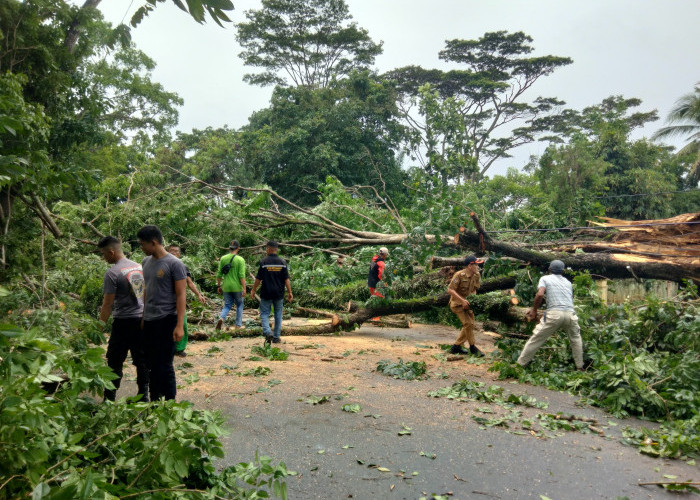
left=250, top=241, right=293, bottom=343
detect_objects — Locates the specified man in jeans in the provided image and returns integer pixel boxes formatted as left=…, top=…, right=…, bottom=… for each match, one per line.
left=250, top=241, right=293, bottom=344
left=137, top=225, right=188, bottom=401
left=517, top=260, right=584, bottom=371
left=98, top=236, right=149, bottom=402
left=216, top=240, right=246, bottom=330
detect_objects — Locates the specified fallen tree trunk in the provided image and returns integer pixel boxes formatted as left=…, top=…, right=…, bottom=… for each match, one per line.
left=190, top=284, right=523, bottom=338
left=346, top=275, right=517, bottom=312
left=367, top=315, right=412, bottom=328
left=456, top=220, right=700, bottom=283
left=292, top=306, right=340, bottom=326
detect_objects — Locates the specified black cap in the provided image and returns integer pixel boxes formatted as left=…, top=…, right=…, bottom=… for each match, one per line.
left=464, top=255, right=485, bottom=265
left=229, top=240, right=240, bottom=249
left=266, top=240, right=279, bottom=248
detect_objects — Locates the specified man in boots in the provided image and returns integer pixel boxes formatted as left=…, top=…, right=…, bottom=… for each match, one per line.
left=98, top=236, right=149, bottom=402
left=447, top=255, right=485, bottom=357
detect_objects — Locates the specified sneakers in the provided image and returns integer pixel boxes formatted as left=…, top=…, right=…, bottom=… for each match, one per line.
left=469, top=345, right=485, bottom=357
left=264, top=335, right=272, bottom=346
left=449, top=344, right=470, bottom=355
left=215, top=318, right=223, bottom=331
left=271, top=338, right=281, bottom=344
left=174, top=351, right=187, bottom=357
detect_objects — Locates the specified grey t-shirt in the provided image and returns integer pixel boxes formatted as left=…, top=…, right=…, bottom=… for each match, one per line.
left=142, top=253, right=188, bottom=321
left=103, top=258, right=143, bottom=319
left=538, top=274, right=575, bottom=312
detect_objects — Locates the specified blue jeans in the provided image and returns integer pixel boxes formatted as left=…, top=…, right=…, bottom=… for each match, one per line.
left=220, top=292, right=244, bottom=327
left=260, top=298, right=283, bottom=339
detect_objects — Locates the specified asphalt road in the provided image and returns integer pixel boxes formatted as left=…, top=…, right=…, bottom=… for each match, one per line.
left=176, top=325, right=698, bottom=500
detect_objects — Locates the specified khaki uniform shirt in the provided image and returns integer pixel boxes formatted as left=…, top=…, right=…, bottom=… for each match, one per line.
left=448, top=268, right=481, bottom=308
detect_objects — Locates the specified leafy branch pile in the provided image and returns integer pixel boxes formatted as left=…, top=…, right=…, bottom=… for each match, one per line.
left=428, top=380, right=548, bottom=409
left=490, top=285, right=700, bottom=458
left=376, top=359, right=428, bottom=380
left=0, top=322, right=291, bottom=499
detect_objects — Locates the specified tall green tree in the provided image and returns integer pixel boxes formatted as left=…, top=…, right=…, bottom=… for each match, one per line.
left=530, top=96, right=689, bottom=222
left=0, top=0, right=181, bottom=273
left=236, top=0, right=382, bottom=87
left=385, top=31, right=572, bottom=183
left=652, top=83, right=700, bottom=185
left=241, top=71, right=407, bottom=204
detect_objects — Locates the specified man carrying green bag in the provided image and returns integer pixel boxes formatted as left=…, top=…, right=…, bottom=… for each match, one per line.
left=216, top=240, right=247, bottom=330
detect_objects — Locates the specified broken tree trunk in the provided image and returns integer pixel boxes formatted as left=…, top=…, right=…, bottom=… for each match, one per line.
left=346, top=275, right=517, bottom=312
left=292, top=306, right=340, bottom=326
left=456, top=214, right=700, bottom=283
left=367, top=315, right=412, bottom=328
left=192, top=282, right=522, bottom=338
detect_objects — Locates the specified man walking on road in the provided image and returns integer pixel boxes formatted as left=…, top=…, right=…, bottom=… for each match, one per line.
left=447, top=255, right=485, bottom=357
left=367, top=247, right=389, bottom=298
left=250, top=241, right=293, bottom=344
left=137, top=225, right=188, bottom=401
left=216, top=240, right=246, bottom=330
left=166, top=244, right=206, bottom=357
left=517, top=259, right=584, bottom=370
left=98, top=236, right=149, bottom=402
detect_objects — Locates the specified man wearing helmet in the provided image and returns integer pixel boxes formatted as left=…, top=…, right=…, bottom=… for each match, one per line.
left=517, top=260, right=584, bottom=370
left=367, top=247, right=389, bottom=298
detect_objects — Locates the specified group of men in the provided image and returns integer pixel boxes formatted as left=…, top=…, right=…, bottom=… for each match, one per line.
left=100, top=228, right=583, bottom=403
left=368, top=249, right=584, bottom=369
left=99, top=226, right=294, bottom=402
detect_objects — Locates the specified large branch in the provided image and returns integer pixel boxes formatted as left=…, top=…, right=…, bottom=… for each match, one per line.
left=455, top=229, right=700, bottom=283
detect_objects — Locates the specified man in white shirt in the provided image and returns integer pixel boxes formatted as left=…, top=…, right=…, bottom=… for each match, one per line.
left=517, top=260, right=584, bottom=370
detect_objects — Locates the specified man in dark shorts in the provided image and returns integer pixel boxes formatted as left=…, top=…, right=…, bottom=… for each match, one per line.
left=250, top=241, right=293, bottom=344
left=98, top=236, right=149, bottom=402
left=137, top=225, right=188, bottom=401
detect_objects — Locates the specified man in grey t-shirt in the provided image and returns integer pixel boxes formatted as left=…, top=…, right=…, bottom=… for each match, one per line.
left=98, top=236, right=149, bottom=402
left=137, top=225, right=187, bottom=401
left=517, top=260, right=584, bottom=370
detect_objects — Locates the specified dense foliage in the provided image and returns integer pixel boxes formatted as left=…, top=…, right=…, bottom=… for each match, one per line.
left=490, top=283, right=700, bottom=457
left=0, top=312, right=291, bottom=499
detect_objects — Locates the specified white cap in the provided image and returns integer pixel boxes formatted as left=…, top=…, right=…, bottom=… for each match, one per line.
left=379, top=247, right=389, bottom=255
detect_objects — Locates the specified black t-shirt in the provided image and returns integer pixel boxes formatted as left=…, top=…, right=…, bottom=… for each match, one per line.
left=255, top=254, right=289, bottom=300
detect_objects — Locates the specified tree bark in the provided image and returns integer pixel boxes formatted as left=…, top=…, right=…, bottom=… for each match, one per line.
left=455, top=229, right=700, bottom=283
left=64, top=0, right=103, bottom=54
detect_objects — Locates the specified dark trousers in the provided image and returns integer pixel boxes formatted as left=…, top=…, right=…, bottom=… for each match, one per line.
left=143, top=315, right=177, bottom=401
left=105, top=317, right=149, bottom=402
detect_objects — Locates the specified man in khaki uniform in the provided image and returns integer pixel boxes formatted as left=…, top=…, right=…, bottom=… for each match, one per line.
left=447, top=255, right=485, bottom=356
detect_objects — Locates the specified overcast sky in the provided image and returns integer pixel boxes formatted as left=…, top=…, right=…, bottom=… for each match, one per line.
left=97, top=0, right=700, bottom=175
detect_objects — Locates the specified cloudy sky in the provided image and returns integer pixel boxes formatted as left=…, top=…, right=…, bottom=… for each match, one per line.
left=98, top=0, right=700, bottom=175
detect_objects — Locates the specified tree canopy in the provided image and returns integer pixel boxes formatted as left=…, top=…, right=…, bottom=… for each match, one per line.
left=384, top=31, right=572, bottom=183
left=236, top=0, right=382, bottom=87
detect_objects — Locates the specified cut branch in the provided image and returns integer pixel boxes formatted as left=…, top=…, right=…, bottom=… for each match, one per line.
left=455, top=230, right=700, bottom=283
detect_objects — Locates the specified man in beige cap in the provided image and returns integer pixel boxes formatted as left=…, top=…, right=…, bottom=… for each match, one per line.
left=367, top=247, right=389, bottom=298
left=447, top=255, right=485, bottom=356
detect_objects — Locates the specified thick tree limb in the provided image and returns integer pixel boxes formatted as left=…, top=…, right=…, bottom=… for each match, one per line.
left=455, top=230, right=700, bottom=283
left=19, top=194, right=62, bottom=239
